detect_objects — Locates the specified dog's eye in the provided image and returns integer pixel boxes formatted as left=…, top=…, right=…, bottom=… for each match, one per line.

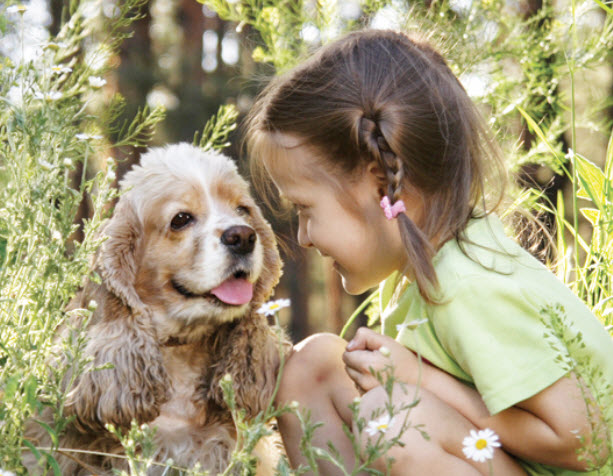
left=170, top=212, right=194, bottom=230
left=236, top=206, right=250, bottom=216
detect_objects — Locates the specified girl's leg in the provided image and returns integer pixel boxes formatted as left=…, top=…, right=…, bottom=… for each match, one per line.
left=356, top=384, right=527, bottom=476
left=276, top=333, right=363, bottom=476
left=276, top=333, right=526, bottom=476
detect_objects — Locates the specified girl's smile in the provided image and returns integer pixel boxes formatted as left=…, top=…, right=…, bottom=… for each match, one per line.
left=264, top=135, right=409, bottom=295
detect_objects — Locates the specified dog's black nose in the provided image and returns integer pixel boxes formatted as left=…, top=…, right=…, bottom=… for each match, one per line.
left=221, top=225, right=256, bottom=255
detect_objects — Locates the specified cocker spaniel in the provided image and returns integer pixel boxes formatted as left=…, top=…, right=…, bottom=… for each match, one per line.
left=25, top=143, right=289, bottom=475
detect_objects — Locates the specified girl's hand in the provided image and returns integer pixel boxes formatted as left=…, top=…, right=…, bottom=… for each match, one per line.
left=342, top=327, right=420, bottom=393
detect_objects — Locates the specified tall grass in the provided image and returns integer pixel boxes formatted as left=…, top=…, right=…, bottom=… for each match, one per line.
left=0, top=0, right=611, bottom=474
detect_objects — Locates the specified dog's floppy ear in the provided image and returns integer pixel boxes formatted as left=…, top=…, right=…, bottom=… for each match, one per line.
left=203, top=317, right=289, bottom=419
left=65, top=195, right=170, bottom=432
left=250, top=204, right=282, bottom=306
left=65, top=318, right=170, bottom=433
left=99, top=198, right=145, bottom=314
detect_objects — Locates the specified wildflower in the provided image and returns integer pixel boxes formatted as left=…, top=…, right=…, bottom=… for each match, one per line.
left=63, top=158, right=73, bottom=167
left=462, top=428, right=501, bottom=462
left=7, top=5, right=27, bottom=14
left=37, top=158, right=54, bottom=170
left=35, top=91, right=63, bottom=101
left=51, top=65, right=72, bottom=75
left=396, top=318, right=428, bottom=333
left=75, top=133, right=103, bottom=141
left=0, top=469, right=16, bottom=476
left=88, top=76, right=107, bottom=88
left=365, top=414, right=396, bottom=436
left=379, top=346, right=391, bottom=357
left=565, top=148, right=575, bottom=160
left=257, top=298, right=291, bottom=316
left=289, top=400, right=300, bottom=410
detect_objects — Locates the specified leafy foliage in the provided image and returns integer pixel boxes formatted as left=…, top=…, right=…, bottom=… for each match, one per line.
left=0, top=0, right=612, bottom=474
left=0, top=0, right=163, bottom=472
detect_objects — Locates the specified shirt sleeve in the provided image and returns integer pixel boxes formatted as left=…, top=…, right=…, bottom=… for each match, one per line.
left=431, top=274, right=569, bottom=415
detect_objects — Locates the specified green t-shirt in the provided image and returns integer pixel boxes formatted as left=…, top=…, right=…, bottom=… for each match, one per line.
left=379, top=214, right=613, bottom=476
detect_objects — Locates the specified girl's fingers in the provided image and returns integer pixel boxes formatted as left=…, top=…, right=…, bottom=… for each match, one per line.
left=346, top=327, right=389, bottom=352
left=342, top=348, right=389, bottom=380
left=344, top=364, right=379, bottom=392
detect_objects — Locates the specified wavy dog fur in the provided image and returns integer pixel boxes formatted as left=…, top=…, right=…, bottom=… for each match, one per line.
left=24, top=143, right=289, bottom=475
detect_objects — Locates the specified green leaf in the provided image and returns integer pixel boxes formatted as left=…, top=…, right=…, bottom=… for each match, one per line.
left=575, top=153, right=605, bottom=210
left=22, top=439, right=41, bottom=460
left=43, top=451, right=63, bottom=476
left=580, top=208, right=600, bottom=226
left=4, top=375, right=19, bottom=399
left=516, top=106, right=569, bottom=175
left=34, top=419, right=60, bottom=447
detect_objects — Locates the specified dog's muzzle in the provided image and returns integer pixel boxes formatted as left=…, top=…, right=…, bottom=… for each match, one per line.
left=221, top=225, right=256, bottom=255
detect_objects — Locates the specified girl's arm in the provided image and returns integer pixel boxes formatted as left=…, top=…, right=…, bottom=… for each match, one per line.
left=343, top=327, right=609, bottom=471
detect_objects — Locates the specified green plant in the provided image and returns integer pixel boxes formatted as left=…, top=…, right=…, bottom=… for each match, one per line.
left=0, top=0, right=163, bottom=473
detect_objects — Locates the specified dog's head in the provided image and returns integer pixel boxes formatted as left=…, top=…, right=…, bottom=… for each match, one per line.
left=99, top=143, right=282, bottom=342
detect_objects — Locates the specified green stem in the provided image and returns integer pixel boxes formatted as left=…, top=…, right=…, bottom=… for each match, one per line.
left=340, top=290, right=378, bottom=339
left=569, top=0, right=581, bottom=299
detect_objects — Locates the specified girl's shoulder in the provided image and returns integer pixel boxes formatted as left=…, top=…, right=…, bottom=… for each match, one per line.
left=433, top=214, right=535, bottom=292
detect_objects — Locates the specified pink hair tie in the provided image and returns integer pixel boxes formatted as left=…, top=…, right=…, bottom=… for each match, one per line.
left=380, top=196, right=406, bottom=220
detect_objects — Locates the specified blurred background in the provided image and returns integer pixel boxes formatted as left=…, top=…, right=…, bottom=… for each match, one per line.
left=2, top=0, right=611, bottom=343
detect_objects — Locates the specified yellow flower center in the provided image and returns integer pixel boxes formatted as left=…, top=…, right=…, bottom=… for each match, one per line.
left=475, top=439, right=488, bottom=450
left=270, top=304, right=280, bottom=310
left=377, top=423, right=388, bottom=430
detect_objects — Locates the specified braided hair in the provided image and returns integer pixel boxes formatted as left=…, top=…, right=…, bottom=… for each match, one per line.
left=246, top=29, right=506, bottom=302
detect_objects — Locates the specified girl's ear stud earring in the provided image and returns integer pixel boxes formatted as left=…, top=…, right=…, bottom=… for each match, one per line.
left=380, top=196, right=406, bottom=219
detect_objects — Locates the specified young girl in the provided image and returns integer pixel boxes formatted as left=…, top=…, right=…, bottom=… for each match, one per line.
left=245, top=29, right=613, bottom=476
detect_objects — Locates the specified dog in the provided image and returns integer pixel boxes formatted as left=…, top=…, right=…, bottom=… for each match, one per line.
left=24, top=143, right=289, bottom=475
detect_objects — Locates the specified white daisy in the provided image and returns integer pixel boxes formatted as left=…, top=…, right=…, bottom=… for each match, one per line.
left=462, top=428, right=501, bottom=462
left=88, top=76, right=107, bottom=88
left=35, top=91, right=62, bottom=101
left=365, top=414, right=396, bottom=436
left=0, top=468, right=17, bottom=476
left=37, top=158, right=54, bottom=170
left=396, top=318, right=428, bottom=333
left=257, top=298, right=291, bottom=316
left=7, top=5, right=27, bottom=14
left=50, top=65, right=72, bottom=75
left=75, top=133, right=103, bottom=141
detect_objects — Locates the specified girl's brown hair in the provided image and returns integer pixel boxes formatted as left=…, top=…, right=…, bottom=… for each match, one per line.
left=245, top=29, right=507, bottom=302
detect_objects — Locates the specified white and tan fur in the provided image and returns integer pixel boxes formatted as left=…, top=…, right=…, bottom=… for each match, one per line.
left=24, top=143, right=288, bottom=475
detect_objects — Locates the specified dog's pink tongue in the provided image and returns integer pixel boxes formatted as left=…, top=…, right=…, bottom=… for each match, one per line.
left=210, top=278, right=253, bottom=305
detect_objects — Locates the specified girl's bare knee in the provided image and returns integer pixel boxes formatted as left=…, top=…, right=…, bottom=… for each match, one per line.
left=277, top=332, right=348, bottom=403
